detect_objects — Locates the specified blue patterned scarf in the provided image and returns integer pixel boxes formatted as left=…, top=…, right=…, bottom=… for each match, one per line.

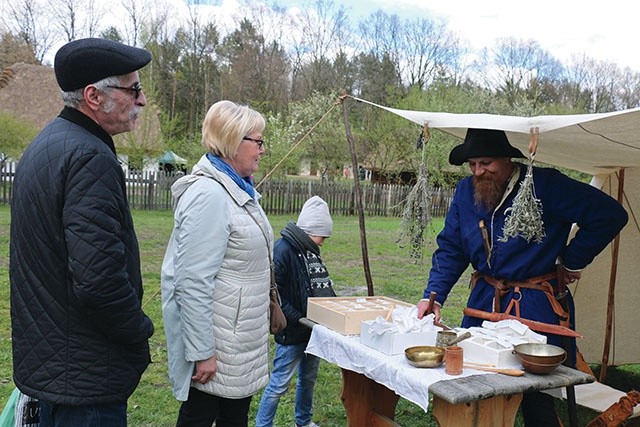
left=206, top=153, right=255, bottom=199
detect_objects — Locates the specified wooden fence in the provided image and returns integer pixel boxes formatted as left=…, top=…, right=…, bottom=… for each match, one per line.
left=0, top=161, right=13, bottom=206
left=257, top=179, right=454, bottom=217
left=0, top=161, right=454, bottom=217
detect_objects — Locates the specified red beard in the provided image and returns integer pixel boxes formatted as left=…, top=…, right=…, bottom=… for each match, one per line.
left=473, top=176, right=507, bottom=211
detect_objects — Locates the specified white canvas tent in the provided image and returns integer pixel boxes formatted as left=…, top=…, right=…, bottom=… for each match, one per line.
left=350, top=96, right=640, bottom=366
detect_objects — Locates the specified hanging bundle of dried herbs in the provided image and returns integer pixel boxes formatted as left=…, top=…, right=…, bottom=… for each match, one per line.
left=499, top=159, right=545, bottom=243
left=397, top=126, right=432, bottom=262
left=499, top=128, right=545, bottom=243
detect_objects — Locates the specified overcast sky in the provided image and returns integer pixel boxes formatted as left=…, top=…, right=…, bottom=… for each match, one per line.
left=180, top=0, right=640, bottom=72
left=13, top=0, right=632, bottom=71
left=384, top=0, right=640, bottom=71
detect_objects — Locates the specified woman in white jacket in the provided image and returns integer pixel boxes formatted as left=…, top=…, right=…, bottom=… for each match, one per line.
left=161, top=100, right=273, bottom=427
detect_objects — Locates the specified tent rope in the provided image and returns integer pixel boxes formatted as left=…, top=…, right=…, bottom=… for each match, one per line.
left=142, top=286, right=161, bottom=309
left=256, top=98, right=342, bottom=189
left=141, top=95, right=346, bottom=310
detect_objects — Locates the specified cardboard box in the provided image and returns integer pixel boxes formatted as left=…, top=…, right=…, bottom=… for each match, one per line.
left=306, top=296, right=412, bottom=335
left=360, top=320, right=440, bottom=355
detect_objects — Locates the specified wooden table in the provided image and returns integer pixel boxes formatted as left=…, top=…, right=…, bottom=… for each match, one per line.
left=428, top=365, right=593, bottom=426
left=301, top=318, right=594, bottom=427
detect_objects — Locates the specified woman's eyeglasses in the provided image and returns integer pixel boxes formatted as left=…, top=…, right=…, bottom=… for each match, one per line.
left=243, top=136, right=265, bottom=149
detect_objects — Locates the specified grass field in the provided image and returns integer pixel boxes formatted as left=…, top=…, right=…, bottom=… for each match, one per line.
left=1, top=205, right=639, bottom=426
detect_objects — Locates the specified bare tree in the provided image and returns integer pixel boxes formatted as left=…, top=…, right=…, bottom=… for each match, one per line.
left=357, top=11, right=403, bottom=90
left=3, top=0, right=55, bottom=62
left=118, top=0, right=154, bottom=46
left=562, top=53, right=593, bottom=111
left=84, top=0, right=105, bottom=37
left=566, top=55, right=621, bottom=113
left=481, top=37, right=565, bottom=112
left=358, top=11, right=462, bottom=91
left=399, top=17, right=461, bottom=90
left=47, top=0, right=105, bottom=41
left=616, top=67, right=640, bottom=109
left=358, top=10, right=402, bottom=63
left=50, top=0, right=80, bottom=41
left=288, top=0, right=353, bottom=99
left=235, top=0, right=291, bottom=49
left=586, top=60, right=620, bottom=113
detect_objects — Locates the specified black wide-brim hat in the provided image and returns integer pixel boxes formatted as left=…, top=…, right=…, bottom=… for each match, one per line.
left=54, top=38, right=152, bottom=91
left=449, top=128, right=526, bottom=165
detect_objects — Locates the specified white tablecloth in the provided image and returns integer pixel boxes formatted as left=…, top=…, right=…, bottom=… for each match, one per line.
left=305, top=324, right=492, bottom=412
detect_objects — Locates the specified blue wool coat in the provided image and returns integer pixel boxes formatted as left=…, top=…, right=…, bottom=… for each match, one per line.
left=424, top=163, right=628, bottom=347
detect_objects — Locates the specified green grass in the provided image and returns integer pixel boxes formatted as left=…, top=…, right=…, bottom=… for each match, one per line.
left=1, top=205, right=639, bottom=426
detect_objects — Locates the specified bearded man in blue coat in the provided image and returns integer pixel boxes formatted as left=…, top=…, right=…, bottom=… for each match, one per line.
left=416, top=128, right=628, bottom=426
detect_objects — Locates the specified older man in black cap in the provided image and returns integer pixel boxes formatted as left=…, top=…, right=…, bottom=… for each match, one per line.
left=416, top=128, right=627, bottom=426
left=10, top=38, right=155, bottom=427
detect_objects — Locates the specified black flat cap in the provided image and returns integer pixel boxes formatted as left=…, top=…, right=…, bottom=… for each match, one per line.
left=54, top=38, right=152, bottom=91
left=449, top=128, right=525, bottom=165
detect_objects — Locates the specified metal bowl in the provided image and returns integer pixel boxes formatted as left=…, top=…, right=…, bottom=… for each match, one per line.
left=405, top=345, right=445, bottom=368
left=513, top=343, right=567, bottom=374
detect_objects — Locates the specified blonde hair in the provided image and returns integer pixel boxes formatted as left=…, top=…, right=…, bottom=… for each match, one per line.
left=201, top=100, right=265, bottom=159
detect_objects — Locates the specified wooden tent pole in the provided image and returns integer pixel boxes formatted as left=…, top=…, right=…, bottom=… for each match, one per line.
left=599, top=168, right=625, bottom=382
left=339, top=93, right=374, bottom=296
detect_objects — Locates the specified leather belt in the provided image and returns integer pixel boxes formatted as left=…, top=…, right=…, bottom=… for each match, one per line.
left=471, top=271, right=570, bottom=328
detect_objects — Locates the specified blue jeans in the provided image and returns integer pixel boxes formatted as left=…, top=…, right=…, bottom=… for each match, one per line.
left=39, top=400, right=127, bottom=427
left=255, top=342, right=320, bottom=427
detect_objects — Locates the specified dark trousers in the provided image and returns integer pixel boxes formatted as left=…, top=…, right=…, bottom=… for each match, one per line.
left=521, top=391, right=561, bottom=427
left=39, top=400, right=127, bottom=427
left=176, top=387, right=253, bottom=427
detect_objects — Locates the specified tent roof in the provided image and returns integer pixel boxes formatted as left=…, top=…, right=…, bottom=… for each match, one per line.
left=353, top=97, right=640, bottom=176
left=159, top=150, right=188, bottom=165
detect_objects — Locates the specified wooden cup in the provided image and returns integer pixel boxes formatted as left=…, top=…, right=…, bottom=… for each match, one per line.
left=445, top=346, right=463, bottom=375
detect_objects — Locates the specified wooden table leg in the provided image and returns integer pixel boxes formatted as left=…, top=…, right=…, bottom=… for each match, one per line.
left=432, top=393, right=522, bottom=427
left=340, top=368, right=401, bottom=427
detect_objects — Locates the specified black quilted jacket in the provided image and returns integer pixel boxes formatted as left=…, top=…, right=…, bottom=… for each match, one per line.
left=9, top=107, right=154, bottom=405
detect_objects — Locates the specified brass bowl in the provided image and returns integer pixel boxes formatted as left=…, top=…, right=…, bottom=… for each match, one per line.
left=405, top=345, right=445, bottom=368
left=513, top=343, right=567, bottom=374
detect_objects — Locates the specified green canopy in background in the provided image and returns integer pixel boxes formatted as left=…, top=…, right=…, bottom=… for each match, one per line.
left=158, top=150, right=188, bottom=166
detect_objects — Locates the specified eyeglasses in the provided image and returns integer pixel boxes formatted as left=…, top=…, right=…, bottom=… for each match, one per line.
left=243, top=136, right=265, bottom=149
left=107, top=82, right=143, bottom=100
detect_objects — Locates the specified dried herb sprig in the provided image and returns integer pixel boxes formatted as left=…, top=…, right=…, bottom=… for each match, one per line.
left=397, top=125, right=432, bottom=262
left=398, top=162, right=432, bottom=260
left=499, top=157, right=545, bottom=243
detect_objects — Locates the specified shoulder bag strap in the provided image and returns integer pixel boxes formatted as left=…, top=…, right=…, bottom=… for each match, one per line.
left=243, top=206, right=275, bottom=286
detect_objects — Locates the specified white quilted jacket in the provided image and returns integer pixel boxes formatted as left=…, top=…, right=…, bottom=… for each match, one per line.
left=161, top=155, right=272, bottom=401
